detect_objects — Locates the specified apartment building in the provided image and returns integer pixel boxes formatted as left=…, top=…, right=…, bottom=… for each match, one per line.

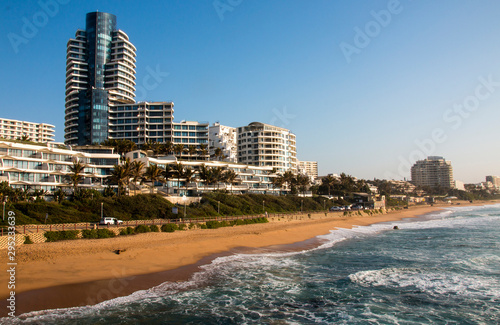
left=0, top=118, right=55, bottom=143
left=125, top=150, right=283, bottom=196
left=0, top=140, right=119, bottom=192
left=237, top=122, right=297, bottom=173
left=209, top=122, right=237, bottom=162
left=298, top=161, right=318, bottom=181
left=411, top=156, right=454, bottom=188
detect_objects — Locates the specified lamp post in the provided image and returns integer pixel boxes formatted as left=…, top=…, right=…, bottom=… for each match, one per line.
left=183, top=194, right=187, bottom=219
left=263, top=200, right=265, bottom=213
left=301, top=199, right=303, bottom=213
left=2, top=196, right=7, bottom=221
left=101, top=202, right=103, bottom=219
left=218, top=200, right=220, bottom=214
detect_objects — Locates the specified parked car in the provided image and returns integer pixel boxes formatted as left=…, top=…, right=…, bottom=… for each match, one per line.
left=99, top=217, right=123, bottom=225
left=330, top=206, right=344, bottom=211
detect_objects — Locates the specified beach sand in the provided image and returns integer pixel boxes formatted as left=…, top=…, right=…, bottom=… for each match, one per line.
left=0, top=202, right=489, bottom=316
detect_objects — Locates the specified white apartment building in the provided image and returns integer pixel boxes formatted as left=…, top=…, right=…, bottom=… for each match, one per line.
left=298, top=161, right=318, bottom=181
left=237, top=122, right=297, bottom=173
left=125, top=150, right=284, bottom=196
left=0, top=140, right=119, bottom=192
left=0, top=118, right=55, bottom=143
left=411, top=156, right=454, bottom=188
left=209, top=122, right=237, bottom=162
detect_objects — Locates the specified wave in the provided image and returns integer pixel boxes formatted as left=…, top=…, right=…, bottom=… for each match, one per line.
left=348, top=267, right=500, bottom=299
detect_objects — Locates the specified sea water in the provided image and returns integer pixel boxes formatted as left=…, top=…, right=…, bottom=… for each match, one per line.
left=4, top=204, right=500, bottom=324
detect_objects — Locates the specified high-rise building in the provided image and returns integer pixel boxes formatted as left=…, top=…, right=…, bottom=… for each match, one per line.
left=0, top=118, right=55, bottom=143
left=237, top=122, right=297, bottom=173
left=485, top=176, right=500, bottom=188
left=209, top=122, right=237, bottom=162
left=65, top=12, right=137, bottom=146
left=298, top=161, right=318, bottom=181
left=411, top=156, right=454, bottom=188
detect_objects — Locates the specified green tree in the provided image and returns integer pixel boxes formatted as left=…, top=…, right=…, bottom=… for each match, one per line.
left=68, top=160, right=86, bottom=195
left=143, top=164, right=164, bottom=194
left=53, top=188, right=66, bottom=203
left=110, top=164, right=129, bottom=196
left=223, top=169, right=238, bottom=194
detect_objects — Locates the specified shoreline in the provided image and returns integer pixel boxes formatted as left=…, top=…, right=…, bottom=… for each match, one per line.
left=1, top=201, right=495, bottom=316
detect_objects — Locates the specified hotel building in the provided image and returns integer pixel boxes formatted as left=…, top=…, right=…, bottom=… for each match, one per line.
left=237, top=122, right=297, bottom=173
left=65, top=12, right=137, bottom=146
left=0, top=118, right=55, bottom=143
left=209, top=122, right=237, bottom=162
left=298, top=161, right=318, bottom=181
left=411, top=156, right=454, bottom=188
left=0, top=140, right=119, bottom=192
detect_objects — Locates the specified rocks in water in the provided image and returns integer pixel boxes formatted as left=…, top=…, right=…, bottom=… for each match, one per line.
left=393, top=226, right=399, bottom=230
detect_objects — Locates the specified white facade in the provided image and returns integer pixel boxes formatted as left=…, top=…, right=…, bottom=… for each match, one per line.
left=0, top=140, right=119, bottom=192
left=0, top=118, right=55, bottom=143
left=237, top=122, right=297, bottom=173
left=298, top=161, right=318, bottom=181
left=209, top=122, right=237, bottom=162
left=411, top=156, right=454, bottom=188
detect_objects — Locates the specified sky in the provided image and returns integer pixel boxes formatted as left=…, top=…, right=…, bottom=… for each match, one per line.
left=1, top=0, right=500, bottom=183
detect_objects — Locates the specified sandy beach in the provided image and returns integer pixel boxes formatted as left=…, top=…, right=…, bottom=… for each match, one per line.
left=0, top=202, right=490, bottom=316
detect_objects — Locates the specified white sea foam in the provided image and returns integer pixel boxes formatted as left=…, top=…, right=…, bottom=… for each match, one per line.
left=348, top=267, right=500, bottom=299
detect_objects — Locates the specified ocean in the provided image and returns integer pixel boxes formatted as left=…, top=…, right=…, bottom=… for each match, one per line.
left=5, top=204, right=500, bottom=324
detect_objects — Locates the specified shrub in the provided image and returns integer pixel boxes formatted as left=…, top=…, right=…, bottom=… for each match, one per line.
left=188, top=223, right=197, bottom=229
left=82, top=229, right=116, bottom=239
left=200, top=223, right=207, bottom=229
left=161, top=223, right=178, bottom=233
left=44, top=230, right=79, bottom=242
left=178, top=224, right=187, bottom=230
left=120, top=227, right=135, bottom=236
left=205, top=220, right=221, bottom=229
left=149, top=225, right=160, bottom=232
left=135, top=224, right=151, bottom=233
left=24, top=235, right=34, bottom=244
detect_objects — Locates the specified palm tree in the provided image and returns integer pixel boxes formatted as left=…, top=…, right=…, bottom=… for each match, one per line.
left=161, top=141, right=173, bottom=156
left=0, top=181, right=12, bottom=202
left=212, top=166, right=224, bottom=190
left=110, top=164, right=129, bottom=196
left=188, top=145, right=197, bottom=160
left=271, top=176, right=285, bottom=195
left=33, top=189, right=47, bottom=201
left=199, top=164, right=214, bottom=191
left=199, top=144, right=208, bottom=160
left=296, top=174, right=310, bottom=196
left=174, top=144, right=185, bottom=159
left=214, top=147, right=224, bottom=161
left=282, top=171, right=296, bottom=193
left=130, top=160, right=145, bottom=194
left=122, top=158, right=133, bottom=194
left=182, top=167, right=195, bottom=196
left=143, top=164, right=164, bottom=194
left=163, top=164, right=173, bottom=195
left=173, top=162, right=185, bottom=195
left=68, top=160, right=86, bottom=195
left=223, top=169, right=237, bottom=194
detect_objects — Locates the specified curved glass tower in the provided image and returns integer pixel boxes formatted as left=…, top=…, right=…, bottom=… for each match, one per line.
left=65, top=12, right=137, bottom=146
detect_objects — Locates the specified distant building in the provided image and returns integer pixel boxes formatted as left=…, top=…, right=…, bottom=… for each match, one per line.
left=237, top=122, right=297, bottom=173
left=298, top=161, right=318, bottom=181
left=454, top=180, right=465, bottom=191
left=0, top=118, right=55, bottom=143
left=411, top=156, right=454, bottom=188
left=209, top=122, right=237, bottom=162
left=486, top=175, right=500, bottom=188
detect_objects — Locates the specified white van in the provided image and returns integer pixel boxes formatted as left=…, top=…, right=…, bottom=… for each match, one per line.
left=99, top=217, right=123, bottom=225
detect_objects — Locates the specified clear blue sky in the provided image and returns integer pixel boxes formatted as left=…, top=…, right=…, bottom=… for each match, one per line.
left=1, top=0, right=500, bottom=183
